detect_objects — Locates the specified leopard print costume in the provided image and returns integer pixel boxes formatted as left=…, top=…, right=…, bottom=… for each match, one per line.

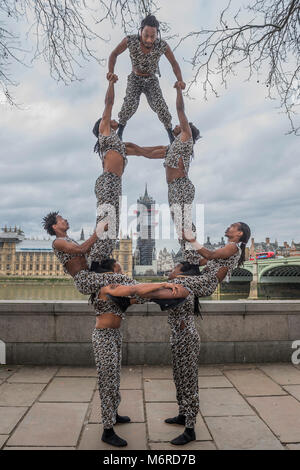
left=172, top=243, right=242, bottom=297
left=88, top=172, right=122, bottom=264
left=73, top=270, right=137, bottom=296
left=97, top=129, right=128, bottom=168
left=167, top=177, right=202, bottom=265
left=52, top=237, right=86, bottom=275
left=118, top=35, right=172, bottom=129
left=166, top=289, right=200, bottom=428
left=92, top=328, right=122, bottom=429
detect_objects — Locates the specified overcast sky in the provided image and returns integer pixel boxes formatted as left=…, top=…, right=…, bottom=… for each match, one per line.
left=0, top=0, right=299, bottom=252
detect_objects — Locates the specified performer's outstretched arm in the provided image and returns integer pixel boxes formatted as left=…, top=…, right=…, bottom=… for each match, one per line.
left=125, top=142, right=167, bottom=159
left=107, top=38, right=128, bottom=80
left=164, top=45, right=185, bottom=90
left=174, top=83, right=192, bottom=142
left=99, top=77, right=118, bottom=136
left=101, top=282, right=186, bottom=298
left=183, top=231, right=239, bottom=260
left=53, top=221, right=108, bottom=255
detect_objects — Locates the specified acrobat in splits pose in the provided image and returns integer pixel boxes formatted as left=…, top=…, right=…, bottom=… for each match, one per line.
left=101, top=221, right=251, bottom=445
left=90, top=75, right=129, bottom=270
left=126, top=82, right=201, bottom=264
left=107, top=14, right=185, bottom=143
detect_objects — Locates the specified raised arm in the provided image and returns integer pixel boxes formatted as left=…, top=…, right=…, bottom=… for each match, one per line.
left=53, top=221, right=107, bottom=255
left=125, top=142, right=167, bottom=159
left=174, top=83, right=192, bottom=142
left=183, top=231, right=238, bottom=260
left=107, top=37, right=128, bottom=80
left=164, top=45, right=185, bottom=89
left=99, top=77, right=117, bottom=136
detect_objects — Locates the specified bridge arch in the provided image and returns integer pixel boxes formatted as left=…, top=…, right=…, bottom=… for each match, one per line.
left=231, top=268, right=253, bottom=282
left=260, top=265, right=300, bottom=283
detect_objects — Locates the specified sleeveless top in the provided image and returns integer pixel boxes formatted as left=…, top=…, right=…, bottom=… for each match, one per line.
left=127, top=34, right=168, bottom=76
left=164, top=135, right=194, bottom=174
left=52, top=237, right=86, bottom=275
left=98, top=129, right=128, bottom=169
left=202, top=242, right=242, bottom=282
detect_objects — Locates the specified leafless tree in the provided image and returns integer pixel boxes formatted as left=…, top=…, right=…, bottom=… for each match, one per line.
left=175, top=0, right=300, bottom=135
left=0, top=0, right=158, bottom=104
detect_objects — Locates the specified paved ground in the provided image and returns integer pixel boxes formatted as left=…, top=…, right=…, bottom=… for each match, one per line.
left=1, top=363, right=300, bottom=450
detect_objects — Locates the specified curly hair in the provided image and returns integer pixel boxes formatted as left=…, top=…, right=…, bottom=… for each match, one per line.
left=42, top=211, right=59, bottom=236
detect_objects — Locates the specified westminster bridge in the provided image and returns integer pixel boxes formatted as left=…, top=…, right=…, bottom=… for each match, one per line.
left=230, top=257, right=300, bottom=283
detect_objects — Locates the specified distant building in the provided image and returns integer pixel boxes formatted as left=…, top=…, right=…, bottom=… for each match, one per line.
left=157, top=248, right=174, bottom=274
left=134, top=185, right=157, bottom=275
left=0, top=226, right=133, bottom=277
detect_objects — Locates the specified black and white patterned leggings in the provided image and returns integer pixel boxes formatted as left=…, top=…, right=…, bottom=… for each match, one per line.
left=118, top=72, right=172, bottom=129
left=89, top=172, right=122, bottom=263
left=168, top=177, right=202, bottom=265
left=169, top=317, right=200, bottom=428
left=92, top=328, right=122, bottom=429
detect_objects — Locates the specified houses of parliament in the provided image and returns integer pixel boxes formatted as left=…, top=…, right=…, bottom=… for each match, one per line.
left=0, top=226, right=133, bottom=278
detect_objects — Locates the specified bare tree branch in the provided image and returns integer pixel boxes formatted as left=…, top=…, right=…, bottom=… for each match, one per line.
left=175, top=0, right=300, bottom=135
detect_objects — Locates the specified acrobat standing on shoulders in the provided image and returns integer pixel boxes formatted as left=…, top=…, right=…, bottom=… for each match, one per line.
left=107, top=14, right=185, bottom=143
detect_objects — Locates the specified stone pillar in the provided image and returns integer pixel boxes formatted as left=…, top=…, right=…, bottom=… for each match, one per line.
left=248, top=259, right=258, bottom=299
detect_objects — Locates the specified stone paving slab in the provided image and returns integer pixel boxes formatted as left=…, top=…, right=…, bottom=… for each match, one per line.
left=120, top=366, right=142, bottom=389
left=198, top=366, right=223, bottom=376
left=219, top=364, right=258, bottom=370
left=144, top=379, right=176, bottom=402
left=78, top=423, right=147, bottom=450
left=143, top=366, right=173, bottom=379
left=88, top=391, right=102, bottom=423
left=0, top=383, right=46, bottom=406
left=149, top=441, right=217, bottom=450
left=6, top=402, right=88, bottom=447
left=198, top=376, right=233, bottom=388
left=247, top=396, right=300, bottom=443
left=0, top=366, right=20, bottom=380
left=0, top=406, right=28, bottom=434
left=199, top=388, right=256, bottom=417
left=38, top=377, right=96, bottom=402
left=56, top=367, right=97, bottom=377
left=286, top=443, right=300, bottom=450
left=258, top=364, right=300, bottom=385
left=205, top=416, right=284, bottom=450
left=146, top=402, right=211, bottom=442
left=7, top=366, right=58, bottom=383
left=0, top=435, right=9, bottom=449
left=282, top=385, right=300, bottom=402
left=118, top=389, right=145, bottom=422
left=4, top=446, right=75, bottom=450
left=223, top=369, right=286, bottom=396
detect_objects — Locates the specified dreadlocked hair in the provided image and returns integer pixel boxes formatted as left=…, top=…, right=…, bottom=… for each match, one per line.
left=92, top=118, right=101, bottom=155
left=42, top=211, right=59, bottom=236
left=179, top=262, right=201, bottom=276
left=189, top=122, right=201, bottom=144
left=138, top=14, right=161, bottom=44
left=237, top=222, right=251, bottom=267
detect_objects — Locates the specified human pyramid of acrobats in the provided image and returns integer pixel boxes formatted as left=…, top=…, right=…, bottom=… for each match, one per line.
left=42, top=15, right=251, bottom=447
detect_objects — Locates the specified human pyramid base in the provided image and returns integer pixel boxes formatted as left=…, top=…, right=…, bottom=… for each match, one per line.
left=42, top=15, right=251, bottom=447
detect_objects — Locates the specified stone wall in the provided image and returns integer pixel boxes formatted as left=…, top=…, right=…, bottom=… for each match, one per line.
left=0, top=300, right=299, bottom=365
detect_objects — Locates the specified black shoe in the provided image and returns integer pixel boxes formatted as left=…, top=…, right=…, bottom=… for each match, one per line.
left=165, top=414, right=186, bottom=425
left=167, top=128, right=175, bottom=144
left=171, top=428, right=196, bottom=445
left=102, top=428, right=127, bottom=447
left=151, top=297, right=187, bottom=311
left=116, top=413, right=131, bottom=424
left=107, top=295, right=132, bottom=313
left=90, top=261, right=101, bottom=272
left=117, top=124, right=125, bottom=140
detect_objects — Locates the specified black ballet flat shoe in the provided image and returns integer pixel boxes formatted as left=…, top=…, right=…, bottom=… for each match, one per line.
left=102, top=428, right=127, bottom=447
left=107, top=295, right=132, bottom=312
left=170, top=428, right=196, bottom=446
left=90, top=261, right=101, bottom=272
left=117, top=124, right=125, bottom=140
left=167, top=128, right=175, bottom=144
left=151, top=297, right=187, bottom=311
left=165, top=414, right=186, bottom=425
left=116, top=413, right=131, bottom=424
